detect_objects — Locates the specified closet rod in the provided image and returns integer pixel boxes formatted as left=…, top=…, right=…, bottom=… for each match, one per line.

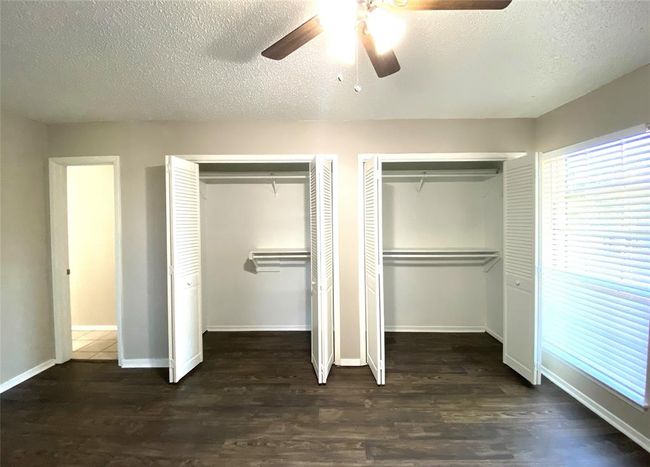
left=250, top=254, right=310, bottom=259
left=383, top=253, right=499, bottom=259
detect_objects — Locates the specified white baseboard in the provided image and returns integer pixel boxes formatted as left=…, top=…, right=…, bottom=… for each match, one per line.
left=385, top=326, right=486, bottom=333
left=206, top=325, right=310, bottom=332
left=72, top=325, right=117, bottom=331
left=121, top=358, right=168, bottom=368
left=0, top=359, right=56, bottom=393
left=542, top=365, right=650, bottom=452
left=485, top=327, right=503, bottom=343
left=339, top=358, right=364, bottom=366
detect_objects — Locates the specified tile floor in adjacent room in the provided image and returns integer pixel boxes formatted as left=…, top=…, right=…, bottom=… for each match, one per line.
left=71, top=330, right=117, bottom=360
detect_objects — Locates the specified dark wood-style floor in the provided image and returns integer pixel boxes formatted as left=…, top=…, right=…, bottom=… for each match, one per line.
left=2, top=332, right=648, bottom=466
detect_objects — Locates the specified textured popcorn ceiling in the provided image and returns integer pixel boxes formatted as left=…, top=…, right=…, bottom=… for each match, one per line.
left=1, top=0, right=648, bottom=123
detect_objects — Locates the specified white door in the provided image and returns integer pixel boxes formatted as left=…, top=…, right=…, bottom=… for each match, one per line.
left=363, top=156, right=385, bottom=385
left=309, top=158, right=335, bottom=384
left=503, top=153, right=540, bottom=384
left=166, top=155, right=203, bottom=383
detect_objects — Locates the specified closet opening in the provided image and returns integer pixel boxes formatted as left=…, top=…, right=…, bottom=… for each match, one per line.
left=165, top=155, right=338, bottom=384
left=360, top=154, right=540, bottom=386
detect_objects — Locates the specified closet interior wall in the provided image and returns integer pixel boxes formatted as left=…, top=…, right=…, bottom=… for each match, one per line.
left=381, top=161, right=504, bottom=337
left=199, top=164, right=311, bottom=331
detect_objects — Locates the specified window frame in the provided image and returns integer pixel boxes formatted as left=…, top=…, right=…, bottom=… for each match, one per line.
left=539, top=123, right=650, bottom=411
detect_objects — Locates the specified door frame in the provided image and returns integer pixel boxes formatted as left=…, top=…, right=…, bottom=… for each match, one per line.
left=169, top=154, right=342, bottom=366
left=357, top=152, right=526, bottom=366
left=49, top=156, right=124, bottom=366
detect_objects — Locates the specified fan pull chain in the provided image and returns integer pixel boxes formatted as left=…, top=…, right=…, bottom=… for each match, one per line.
left=354, top=38, right=362, bottom=93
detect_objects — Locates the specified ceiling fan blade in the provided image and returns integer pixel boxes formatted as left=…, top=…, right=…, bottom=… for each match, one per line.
left=261, top=16, right=323, bottom=60
left=360, top=30, right=401, bottom=78
left=400, top=0, right=512, bottom=10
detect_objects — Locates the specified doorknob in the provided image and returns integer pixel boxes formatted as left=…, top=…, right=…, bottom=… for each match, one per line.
left=515, top=280, right=521, bottom=286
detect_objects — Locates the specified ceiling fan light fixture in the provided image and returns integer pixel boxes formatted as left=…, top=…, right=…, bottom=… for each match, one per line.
left=317, top=0, right=358, bottom=63
left=327, top=29, right=358, bottom=64
left=261, top=0, right=513, bottom=77
left=317, top=0, right=357, bottom=32
left=366, top=7, right=405, bottom=55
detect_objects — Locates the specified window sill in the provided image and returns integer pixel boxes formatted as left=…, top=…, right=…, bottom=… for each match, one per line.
left=542, top=346, right=648, bottom=413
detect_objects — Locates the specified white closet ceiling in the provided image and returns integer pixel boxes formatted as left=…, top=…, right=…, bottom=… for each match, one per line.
left=1, top=0, right=648, bottom=123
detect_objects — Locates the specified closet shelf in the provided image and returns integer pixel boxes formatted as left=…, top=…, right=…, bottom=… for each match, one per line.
left=248, top=249, right=310, bottom=273
left=200, top=173, right=307, bottom=181
left=383, top=248, right=501, bottom=272
left=383, top=169, right=499, bottom=184
left=200, top=172, right=308, bottom=195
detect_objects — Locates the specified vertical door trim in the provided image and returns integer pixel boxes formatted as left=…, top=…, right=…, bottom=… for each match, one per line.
left=48, top=156, right=124, bottom=367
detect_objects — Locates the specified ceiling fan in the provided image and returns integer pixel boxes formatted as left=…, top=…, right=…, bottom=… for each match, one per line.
left=261, top=0, right=513, bottom=78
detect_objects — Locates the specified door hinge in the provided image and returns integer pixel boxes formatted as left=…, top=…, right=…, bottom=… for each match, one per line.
left=66, top=269, right=71, bottom=276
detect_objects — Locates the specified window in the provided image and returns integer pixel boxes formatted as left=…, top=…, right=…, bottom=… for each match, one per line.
left=541, top=128, right=650, bottom=407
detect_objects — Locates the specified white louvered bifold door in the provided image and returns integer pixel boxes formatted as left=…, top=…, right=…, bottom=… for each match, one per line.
left=309, top=161, right=320, bottom=382
left=503, top=153, right=541, bottom=384
left=166, top=156, right=203, bottom=383
left=364, top=156, right=385, bottom=385
left=309, top=158, right=335, bottom=384
left=319, top=158, right=335, bottom=383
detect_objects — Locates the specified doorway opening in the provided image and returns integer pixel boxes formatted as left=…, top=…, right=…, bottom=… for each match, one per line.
left=49, top=157, right=123, bottom=365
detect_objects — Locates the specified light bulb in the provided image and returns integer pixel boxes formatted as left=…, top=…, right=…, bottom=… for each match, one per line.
left=327, top=30, right=357, bottom=64
left=366, top=8, right=405, bottom=55
left=317, top=0, right=358, bottom=64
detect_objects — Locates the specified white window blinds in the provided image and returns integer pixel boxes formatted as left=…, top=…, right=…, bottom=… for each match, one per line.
left=541, top=130, right=650, bottom=407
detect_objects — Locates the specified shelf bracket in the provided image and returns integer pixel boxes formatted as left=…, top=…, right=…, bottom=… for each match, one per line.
left=271, top=174, right=277, bottom=196
left=483, top=256, right=501, bottom=273
left=416, top=173, right=425, bottom=193
left=248, top=249, right=310, bottom=273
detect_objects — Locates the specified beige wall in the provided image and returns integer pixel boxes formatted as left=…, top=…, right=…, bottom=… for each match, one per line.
left=536, top=64, right=650, bottom=440
left=537, top=64, right=650, bottom=153
left=382, top=175, right=502, bottom=332
left=0, top=110, right=53, bottom=384
left=201, top=179, right=310, bottom=329
left=47, top=118, right=535, bottom=360
left=67, top=165, right=116, bottom=327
